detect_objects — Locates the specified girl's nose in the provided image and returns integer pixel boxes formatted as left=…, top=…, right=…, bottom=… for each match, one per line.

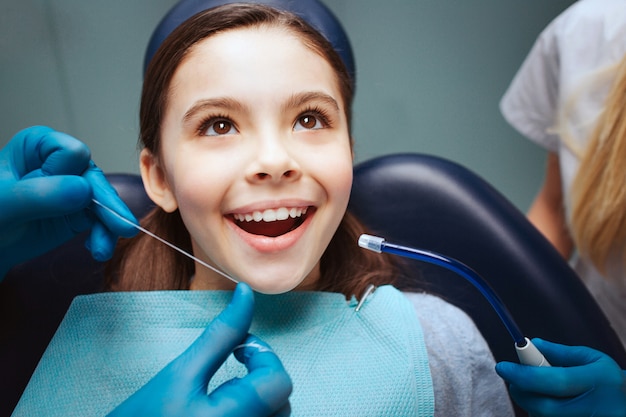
left=246, top=137, right=302, bottom=184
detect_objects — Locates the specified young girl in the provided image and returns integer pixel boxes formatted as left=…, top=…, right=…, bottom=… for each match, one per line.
left=118, top=1, right=512, bottom=413
left=13, top=2, right=513, bottom=415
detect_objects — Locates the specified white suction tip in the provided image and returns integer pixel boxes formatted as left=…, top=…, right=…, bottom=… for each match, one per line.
left=358, top=234, right=385, bottom=253
left=516, top=337, right=551, bottom=367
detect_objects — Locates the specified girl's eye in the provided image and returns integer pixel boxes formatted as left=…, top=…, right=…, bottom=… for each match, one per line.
left=294, top=114, right=324, bottom=131
left=202, top=119, right=237, bottom=136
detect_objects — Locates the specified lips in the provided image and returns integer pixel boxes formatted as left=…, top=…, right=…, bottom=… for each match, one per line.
left=231, top=206, right=311, bottom=237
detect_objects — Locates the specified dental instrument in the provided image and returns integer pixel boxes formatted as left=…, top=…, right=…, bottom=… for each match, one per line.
left=358, top=234, right=550, bottom=367
left=91, top=199, right=239, bottom=284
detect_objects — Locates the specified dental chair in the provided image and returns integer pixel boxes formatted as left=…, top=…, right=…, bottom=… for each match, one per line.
left=351, top=153, right=626, bottom=362
left=349, top=153, right=626, bottom=417
left=2, top=154, right=625, bottom=417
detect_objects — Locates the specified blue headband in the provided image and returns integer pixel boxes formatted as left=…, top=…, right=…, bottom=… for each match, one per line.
left=143, top=0, right=355, bottom=84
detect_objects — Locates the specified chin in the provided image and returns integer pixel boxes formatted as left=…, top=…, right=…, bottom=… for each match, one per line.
left=245, top=280, right=301, bottom=295
left=241, top=272, right=310, bottom=295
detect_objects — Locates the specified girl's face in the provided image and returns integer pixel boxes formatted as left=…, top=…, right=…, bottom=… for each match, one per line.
left=141, top=26, right=353, bottom=294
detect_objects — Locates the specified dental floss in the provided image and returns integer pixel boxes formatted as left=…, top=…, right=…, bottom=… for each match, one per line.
left=358, top=234, right=551, bottom=367
left=355, top=284, right=376, bottom=312
left=91, top=199, right=239, bottom=284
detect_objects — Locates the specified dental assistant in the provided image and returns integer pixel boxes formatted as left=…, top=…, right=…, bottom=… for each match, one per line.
left=497, top=0, right=626, bottom=415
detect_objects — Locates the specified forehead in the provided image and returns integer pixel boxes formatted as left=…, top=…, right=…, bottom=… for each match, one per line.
left=167, top=25, right=343, bottom=106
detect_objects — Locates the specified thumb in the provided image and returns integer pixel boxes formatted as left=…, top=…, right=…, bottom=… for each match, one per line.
left=171, top=282, right=255, bottom=386
left=17, top=127, right=91, bottom=177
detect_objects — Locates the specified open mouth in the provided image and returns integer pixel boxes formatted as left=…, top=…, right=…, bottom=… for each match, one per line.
left=231, top=206, right=313, bottom=237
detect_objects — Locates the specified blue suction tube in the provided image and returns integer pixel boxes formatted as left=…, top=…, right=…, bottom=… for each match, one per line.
left=359, top=234, right=550, bottom=366
left=358, top=234, right=551, bottom=367
left=358, top=234, right=525, bottom=344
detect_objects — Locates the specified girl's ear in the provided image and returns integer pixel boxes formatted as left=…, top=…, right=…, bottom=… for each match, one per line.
left=140, top=148, right=178, bottom=213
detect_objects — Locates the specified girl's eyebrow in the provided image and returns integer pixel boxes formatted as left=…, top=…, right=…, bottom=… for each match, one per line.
left=182, top=91, right=339, bottom=124
left=183, top=97, right=247, bottom=124
left=283, top=91, right=340, bottom=112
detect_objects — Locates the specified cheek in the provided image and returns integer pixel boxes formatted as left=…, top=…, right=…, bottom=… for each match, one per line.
left=171, top=176, right=225, bottom=220
left=163, top=146, right=237, bottom=207
left=332, top=165, right=353, bottom=205
left=315, top=148, right=353, bottom=204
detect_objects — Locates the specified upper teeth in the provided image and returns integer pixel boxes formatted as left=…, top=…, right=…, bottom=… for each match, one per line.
left=233, top=207, right=308, bottom=223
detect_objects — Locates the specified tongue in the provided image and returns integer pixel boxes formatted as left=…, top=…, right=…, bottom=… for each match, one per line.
left=238, top=218, right=299, bottom=237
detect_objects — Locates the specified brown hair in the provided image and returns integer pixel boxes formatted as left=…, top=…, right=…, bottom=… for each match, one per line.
left=569, top=54, right=626, bottom=279
left=107, top=3, right=404, bottom=298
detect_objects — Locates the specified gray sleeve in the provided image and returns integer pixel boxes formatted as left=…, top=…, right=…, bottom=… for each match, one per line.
left=403, top=292, right=515, bottom=417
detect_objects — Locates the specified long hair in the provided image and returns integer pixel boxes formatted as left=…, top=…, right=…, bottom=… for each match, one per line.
left=107, top=4, right=405, bottom=298
left=567, top=54, right=626, bottom=281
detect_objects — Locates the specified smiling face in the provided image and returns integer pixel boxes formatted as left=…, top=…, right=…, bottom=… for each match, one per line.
left=140, top=25, right=353, bottom=294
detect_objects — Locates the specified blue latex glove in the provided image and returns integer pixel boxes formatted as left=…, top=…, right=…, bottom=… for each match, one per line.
left=0, top=126, right=138, bottom=279
left=107, top=282, right=292, bottom=417
left=496, top=338, right=626, bottom=416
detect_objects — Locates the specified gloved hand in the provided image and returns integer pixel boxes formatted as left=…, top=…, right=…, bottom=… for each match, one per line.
left=107, top=282, right=292, bottom=417
left=0, top=126, right=138, bottom=279
left=496, top=338, right=626, bottom=417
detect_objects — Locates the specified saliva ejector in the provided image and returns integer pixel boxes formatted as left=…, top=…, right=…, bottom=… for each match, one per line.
left=358, top=234, right=550, bottom=367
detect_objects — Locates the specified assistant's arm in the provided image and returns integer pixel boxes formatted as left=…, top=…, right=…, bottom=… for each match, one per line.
left=526, top=152, right=574, bottom=259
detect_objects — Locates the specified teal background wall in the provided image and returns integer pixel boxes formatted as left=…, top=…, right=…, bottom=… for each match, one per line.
left=1, top=0, right=574, bottom=211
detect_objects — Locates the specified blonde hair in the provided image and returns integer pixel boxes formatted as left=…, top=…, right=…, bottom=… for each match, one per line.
left=568, top=54, right=626, bottom=278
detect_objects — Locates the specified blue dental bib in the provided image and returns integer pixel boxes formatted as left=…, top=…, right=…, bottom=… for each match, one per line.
left=13, top=285, right=434, bottom=416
